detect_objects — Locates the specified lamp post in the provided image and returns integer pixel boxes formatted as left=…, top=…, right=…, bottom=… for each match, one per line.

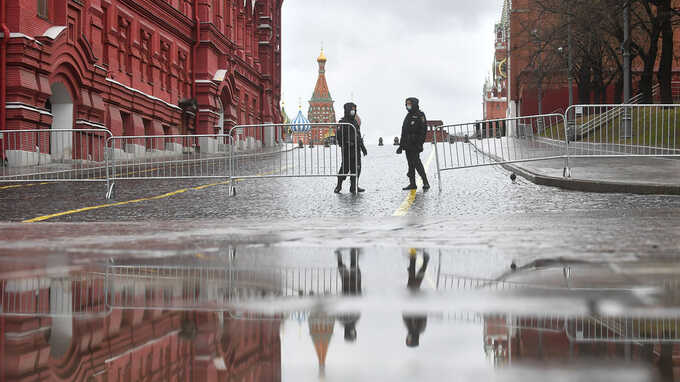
left=557, top=46, right=573, bottom=106
left=621, top=0, right=632, bottom=138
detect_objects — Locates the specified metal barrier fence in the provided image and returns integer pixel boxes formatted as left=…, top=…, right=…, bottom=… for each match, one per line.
left=432, top=114, right=569, bottom=191
left=229, top=123, right=361, bottom=193
left=105, top=264, right=343, bottom=310
left=566, top=315, right=680, bottom=344
left=436, top=273, right=561, bottom=291
left=0, top=264, right=348, bottom=315
left=0, top=129, right=112, bottom=188
left=0, top=272, right=109, bottom=317
left=565, top=104, right=680, bottom=157
left=105, top=134, right=233, bottom=198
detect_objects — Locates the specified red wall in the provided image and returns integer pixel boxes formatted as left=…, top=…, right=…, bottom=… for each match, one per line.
left=2, top=0, right=283, bottom=150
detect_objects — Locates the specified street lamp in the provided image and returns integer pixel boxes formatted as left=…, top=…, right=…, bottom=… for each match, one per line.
left=621, top=1, right=632, bottom=138
left=557, top=46, right=574, bottom=107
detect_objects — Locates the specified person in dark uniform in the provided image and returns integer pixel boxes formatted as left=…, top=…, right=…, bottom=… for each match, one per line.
left=335, top=102, right=367, bottom=194
left=336, top=248, right=362, bottom=342
left=404, top=248, right=430, bottom=348
left=396, top=98, right=430, bottom=190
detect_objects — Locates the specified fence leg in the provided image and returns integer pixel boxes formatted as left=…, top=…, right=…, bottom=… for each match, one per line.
left=106, top=182, right=115, bottom=200
left=229, top=143, right=236, bottom=197
left=433, top=130, right=442, bottom=193
left=563, top=148, right=571, bottom=178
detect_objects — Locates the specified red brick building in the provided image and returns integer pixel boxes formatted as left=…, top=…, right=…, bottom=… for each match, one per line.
left=0, top=0, right=283, bottom=162
left=482, top=17, right=508, bottom=121
left=488, top=0, right=680, bottom=119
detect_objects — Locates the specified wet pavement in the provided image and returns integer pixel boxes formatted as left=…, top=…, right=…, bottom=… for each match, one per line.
left=3, top=143, right=680, bottom=381
left=2, top=243, right=680, bottom=381
left=2, top=144, right=680, bottom=221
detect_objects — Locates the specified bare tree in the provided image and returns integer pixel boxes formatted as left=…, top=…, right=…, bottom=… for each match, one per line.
left=517, top=0, right=625, bottom=105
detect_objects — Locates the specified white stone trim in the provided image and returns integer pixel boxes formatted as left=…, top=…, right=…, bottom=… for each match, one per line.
left=42, top=26, right=67, bottom=40
left=106, top=78, right=181, bottom=110
left=199, top=109, right=221, bottom=117
left=5, top=102, right=52, bottom=116
left=0, top=33, right=43, bottom=45
left=105, top=330, right=181, bottom=363
left=194, top=80, right=213, bottom=84
left=94, top=64, right=108, bottom=71
left=213, top=69, right=228, bottom=82
left=75, top=119, right=107, bottom=129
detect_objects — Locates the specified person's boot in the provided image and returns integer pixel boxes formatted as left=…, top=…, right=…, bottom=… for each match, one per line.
left=402, top=177, right=417, bottom=190
left=422, top=174, right=431, bottom=190
left=350, top=177, right=365, bottom=194
left=334, top=178, right=343, bottom=193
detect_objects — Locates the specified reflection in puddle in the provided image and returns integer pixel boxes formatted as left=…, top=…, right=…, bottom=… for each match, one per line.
left=1, top=247, right=680, bottom=381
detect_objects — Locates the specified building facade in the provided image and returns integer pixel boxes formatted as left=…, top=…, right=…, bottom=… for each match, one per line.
left=482, top=14, right=509, bottom=121
left=487, top=0, right=680, bottom=120
left=0, top=0, right=283, bottom=163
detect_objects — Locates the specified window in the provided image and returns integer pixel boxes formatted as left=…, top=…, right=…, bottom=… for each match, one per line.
left=121, top=111, right=132, bottom=136
left=37, top=0, right=48, bottom=19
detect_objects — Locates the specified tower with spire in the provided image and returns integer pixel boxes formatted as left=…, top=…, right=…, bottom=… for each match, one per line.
left=308, top=311, right=335, bottom=378
left=308, top=48, right=337, bottom=144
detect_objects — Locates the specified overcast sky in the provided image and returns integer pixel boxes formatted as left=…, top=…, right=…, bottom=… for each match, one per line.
left=280, top=0, right=503, bottom=144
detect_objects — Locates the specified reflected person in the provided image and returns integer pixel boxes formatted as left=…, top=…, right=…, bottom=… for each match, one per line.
left=404, top=248, right=430, bottom=348
left=336, top=248, right=362, bottom=342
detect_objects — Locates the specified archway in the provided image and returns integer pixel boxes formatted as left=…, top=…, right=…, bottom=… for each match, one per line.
left=48, top=82, right=74, bottom=161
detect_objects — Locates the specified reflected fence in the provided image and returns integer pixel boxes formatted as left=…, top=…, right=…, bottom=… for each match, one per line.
left=436, top=273, right=680, bottom=344
left=0, top=264, right=346, bottom=316
left=432, top=104, right=680, bottom=192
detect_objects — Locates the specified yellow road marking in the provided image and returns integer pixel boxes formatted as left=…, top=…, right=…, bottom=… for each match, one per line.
left=23, top=166, right=291, bottom=223
left=0, top=182, right=49, bottom=190
left=0, top=168, right=160, bottom=190
left=392, top=149, right=436, bottom=217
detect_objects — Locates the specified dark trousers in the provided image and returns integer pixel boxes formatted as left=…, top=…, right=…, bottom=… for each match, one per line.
left=338, top=250, right=361, bottom=295
left=405, top=150, right=426, bottom=182
left=407, top=255, right=430, bottom=290
left=338, top=146, right=361, bottom=182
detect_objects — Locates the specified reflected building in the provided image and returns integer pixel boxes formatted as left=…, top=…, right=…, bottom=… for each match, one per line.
left=308, top=311, right=335, bottom=377
left=483, top=313, right=680, bottom=380
left=0, top=265, right=282, bottom=381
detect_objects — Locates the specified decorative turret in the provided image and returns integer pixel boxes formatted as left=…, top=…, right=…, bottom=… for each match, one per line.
left=308, top=48, right=336, bottom=145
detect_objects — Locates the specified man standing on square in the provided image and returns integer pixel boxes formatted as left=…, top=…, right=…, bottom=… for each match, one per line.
left=397, top=97, right=430, bottom=190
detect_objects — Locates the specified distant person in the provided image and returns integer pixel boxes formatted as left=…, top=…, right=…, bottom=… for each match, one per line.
left=403, top=248, right=430, bottom=348
left=396, top=98, right=430, bottom=190
left=335, top=102, right=367, bottom=194
left=336, top=248, right=362, bottom=342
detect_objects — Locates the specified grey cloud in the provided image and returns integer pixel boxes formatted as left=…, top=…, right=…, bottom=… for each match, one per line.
left=282, top=0, right=501, bottom=144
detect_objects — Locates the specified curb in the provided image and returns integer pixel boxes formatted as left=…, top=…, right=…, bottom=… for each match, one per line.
left=502, top=162, right=680, bottom=196
left=466, top=140, right=680, bottom=196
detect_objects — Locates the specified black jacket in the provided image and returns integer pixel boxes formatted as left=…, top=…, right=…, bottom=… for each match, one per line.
left=337, top=102, right=367, bottom=154
left=400, top=98, right=427, bottom=152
